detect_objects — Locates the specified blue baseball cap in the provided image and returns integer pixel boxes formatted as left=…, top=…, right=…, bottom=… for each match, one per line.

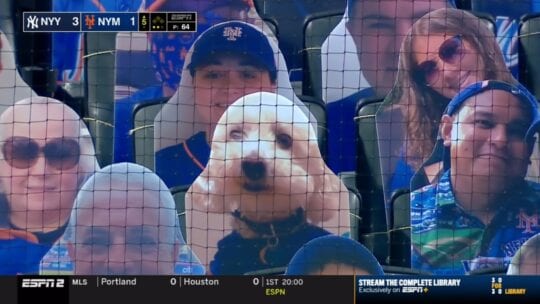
left=188, top=21, right=277, bottom=80
left=285, top=235, right=385, bottom=275
left=436, top=80, right=540, bottom=171
left=445, top=80, right=540, bottom=141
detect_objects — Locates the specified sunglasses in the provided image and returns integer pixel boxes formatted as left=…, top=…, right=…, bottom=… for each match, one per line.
left=415, top=35, right=465, bottom=85
left=2, top=136, right=80, bottom=170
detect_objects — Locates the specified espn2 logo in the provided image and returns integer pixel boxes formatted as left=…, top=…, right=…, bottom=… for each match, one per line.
left=21, top=278, right=65, bottom=288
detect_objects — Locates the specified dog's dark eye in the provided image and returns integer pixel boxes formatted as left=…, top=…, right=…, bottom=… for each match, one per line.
left=230, top=130, right=243, bottom=140
left=276, top=133, right=292, bottom=149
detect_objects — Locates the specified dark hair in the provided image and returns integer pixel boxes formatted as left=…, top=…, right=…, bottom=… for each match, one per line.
left=348, top=0, right=456, bottom=18
left=189, top=52, right=278, bottom=84
left=285, top=235, right=385, bottom=275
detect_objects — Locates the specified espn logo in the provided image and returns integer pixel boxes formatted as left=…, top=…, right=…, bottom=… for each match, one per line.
left=21, top=278, right=65, bottom=288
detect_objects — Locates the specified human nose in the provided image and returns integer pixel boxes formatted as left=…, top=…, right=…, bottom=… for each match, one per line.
left=106, top=243, right=138, bottom=274
left=396, top=20, right=412, bottom=41
left=213, top=73, right=244, bottom=101
left=393, top=20, right=413, bottom=52
left=490, top=125, right=508, bottom=147
left=108, top=243, right=127, bottom=262
left=28, top=154, right=51, bottom=175
left=226, top=73, right=246, bottom=100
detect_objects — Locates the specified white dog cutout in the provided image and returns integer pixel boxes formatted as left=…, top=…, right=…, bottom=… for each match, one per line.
left=186, top=92, right=350, bottom=274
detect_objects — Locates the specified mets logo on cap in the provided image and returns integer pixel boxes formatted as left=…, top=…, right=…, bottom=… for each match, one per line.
left=223, top=26, right=243, bottom=41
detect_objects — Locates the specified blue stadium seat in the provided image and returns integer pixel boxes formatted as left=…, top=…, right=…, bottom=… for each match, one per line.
left=115, top=32, right=161, bottom=94
left=472, top=0, right=533, bottom=19
left=471, top=0, right=537, bottom=77
left=299, top=95, right=328, bottom=158
left=389, top=188, right=411, bottom=268
left=85, top=32, right=116, bottom=166
left=302, top=9, right=345, bottom=100
left=0, top=30, right=36, bottom=114
left=519, top=13, right=540, bottom=186
left=471, top=11, right=497, bottom=34
left=115, top=97, right=168, bottom=169
left=253, top=0, right=347, bottom=90
left=338, top=171, right=362, bottom=242
left=519, top=13, right=540, bottom=100
left=455, top=0, right=472, bottom=10
left=112, top=32, right=168, bottom=167
left=355, top=97, right=390, bottom=265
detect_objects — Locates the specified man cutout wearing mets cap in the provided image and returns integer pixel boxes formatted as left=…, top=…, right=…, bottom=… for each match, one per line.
left=155, top=21, right=278, bottom=188
left=411, top=80, right=540, bottom=275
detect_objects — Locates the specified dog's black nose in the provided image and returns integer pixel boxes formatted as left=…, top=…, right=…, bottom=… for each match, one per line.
left=242, top=160, right=266, bottom=180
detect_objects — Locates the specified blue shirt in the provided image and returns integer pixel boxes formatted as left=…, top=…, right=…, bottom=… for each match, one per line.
left=155, top=131, right=210, bottom=188
left=0, top=230, right=52, bottom=274
left=1, top=191, right=66, bottom=274
left=411, top=171, right=540, bottom=275
left=388, top=154, right=416, bottom=197
left=326, top=88, right=375, bottom=174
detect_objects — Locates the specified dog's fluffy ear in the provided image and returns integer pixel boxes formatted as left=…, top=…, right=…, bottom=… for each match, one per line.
left=186, top=160, right=226, bottom=214
left=305, top=139, right=349, bottom=226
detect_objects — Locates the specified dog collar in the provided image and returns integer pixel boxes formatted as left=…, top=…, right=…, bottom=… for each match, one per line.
left=231, top=208, right=307, bottom=239
left=231, top=208, right=308, bottom=265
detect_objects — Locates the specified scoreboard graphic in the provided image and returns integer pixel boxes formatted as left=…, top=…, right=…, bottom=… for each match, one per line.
left=22, top=12, right=197, bottom=32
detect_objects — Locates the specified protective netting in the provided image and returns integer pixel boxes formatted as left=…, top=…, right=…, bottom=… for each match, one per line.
left=1, top=0, right=540, bottom=277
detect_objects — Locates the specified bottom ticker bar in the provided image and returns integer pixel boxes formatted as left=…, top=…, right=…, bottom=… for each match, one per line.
left=14, top=276, right=353, bottom=304
left=5, top=275, right=540, bottom=304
